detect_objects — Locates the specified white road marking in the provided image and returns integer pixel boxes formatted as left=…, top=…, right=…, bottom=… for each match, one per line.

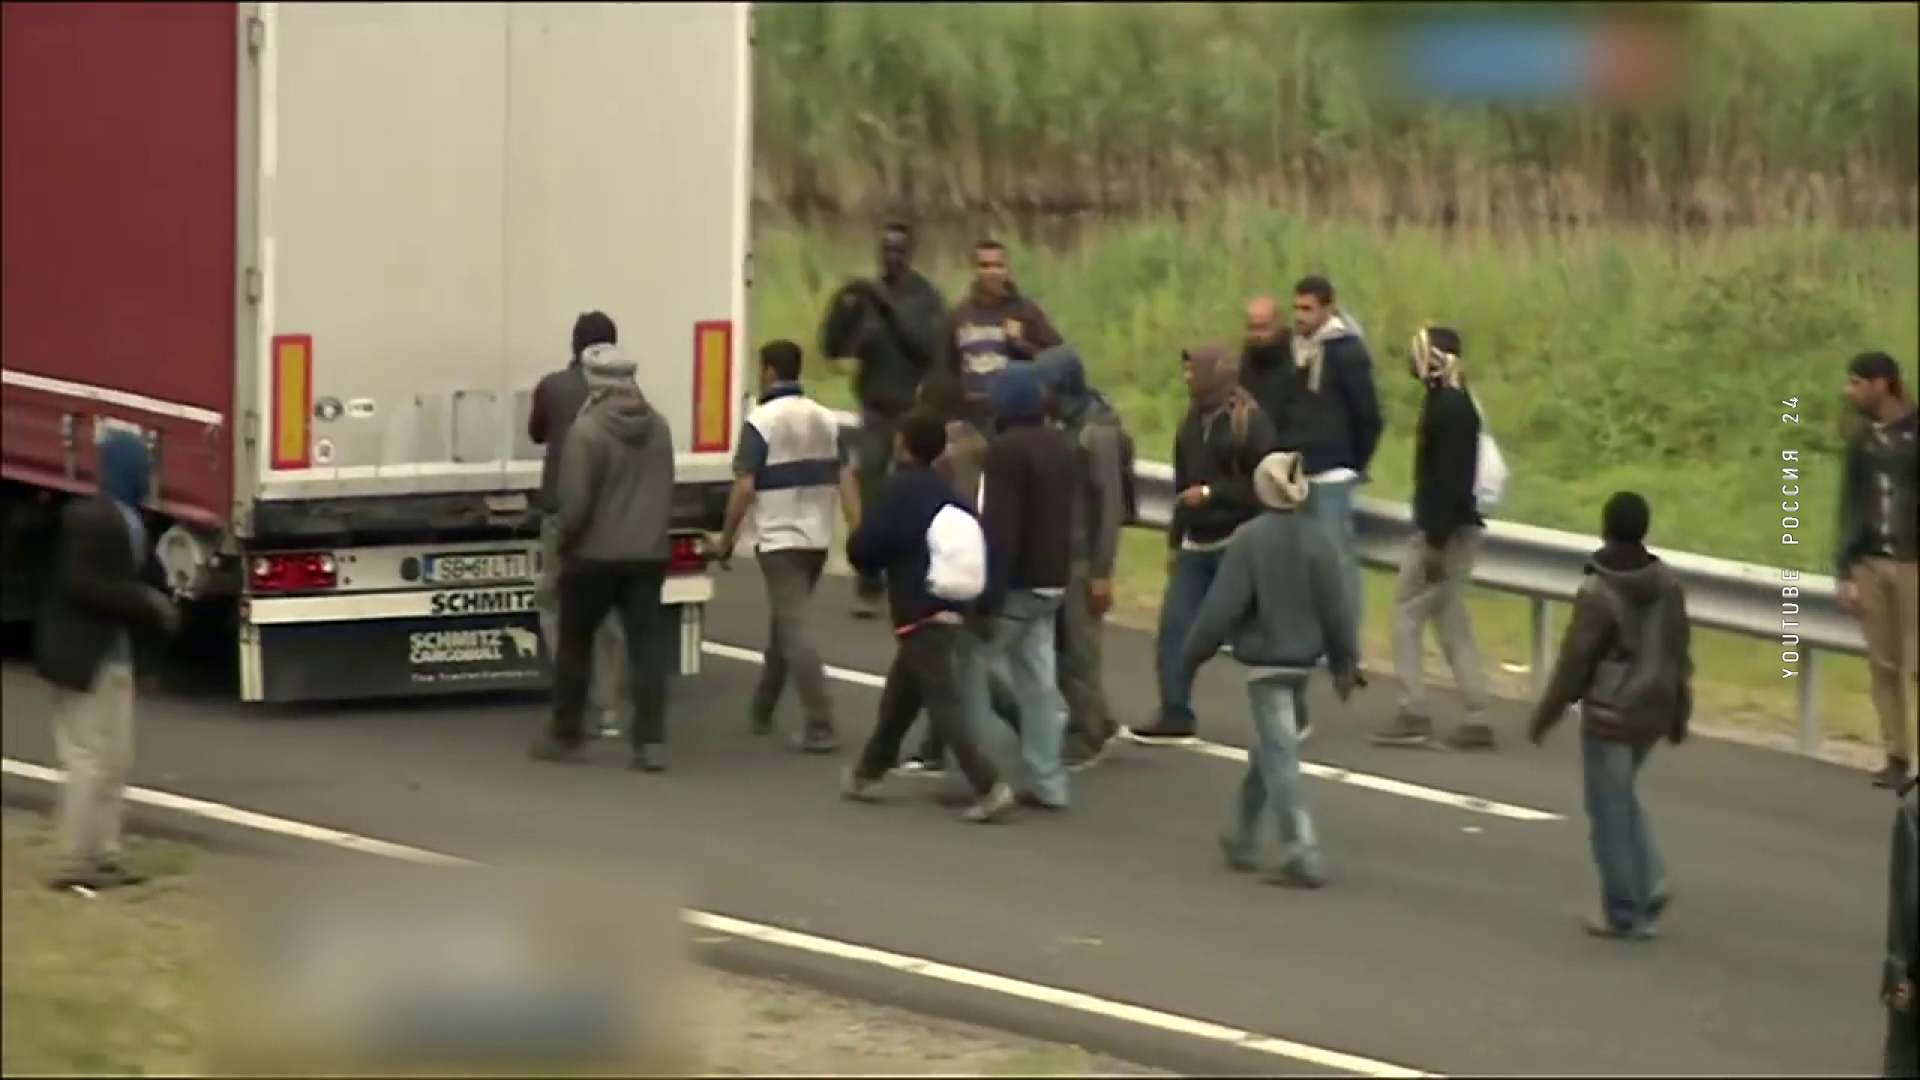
left=700, top=642, right=1563, bottom=823
left=2, top=756, right=1435, bottom=1079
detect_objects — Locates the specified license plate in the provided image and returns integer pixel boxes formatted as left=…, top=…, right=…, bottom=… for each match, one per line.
left=423, top=551, right=531, bottom=585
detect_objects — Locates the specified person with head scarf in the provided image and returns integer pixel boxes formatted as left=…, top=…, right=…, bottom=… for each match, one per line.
left=1035, top=346, right=1126, bottom=767
left=533, top=339, right=678, bottom=773
left=1178, top=451, right=1359, bottom=889
left=971, top=363, right=1079, bottom=809
left=1372, top=325, right=1497, bottom=752
left=1131, top=344, right=1280, bottom=746
left=34, top=430, right=179, bottom=893
left=527, top=311, right=631, bottom=739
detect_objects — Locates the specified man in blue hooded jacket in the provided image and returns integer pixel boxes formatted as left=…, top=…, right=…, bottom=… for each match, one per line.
left=34, top=430, right=179, bottom=892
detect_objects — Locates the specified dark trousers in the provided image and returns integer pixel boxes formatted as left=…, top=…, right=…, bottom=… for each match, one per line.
left=1060, top=564, right=1118, bottom=753
left=751, top=548, right=833, bottom=734
left=1890, top=1007, right=1918, bottom=1079
left=857, top=623, right=998, bottom=794
left=854, top=409, right=902, bottom=599
left=552, top=561, right=668, bottom=748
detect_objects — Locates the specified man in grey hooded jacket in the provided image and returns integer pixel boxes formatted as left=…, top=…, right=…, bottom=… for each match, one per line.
left=532, top=342, right=677, bottom=772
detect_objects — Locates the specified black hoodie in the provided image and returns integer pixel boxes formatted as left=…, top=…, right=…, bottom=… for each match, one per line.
left=820, top=271, right=950, bottom=416
left=1528, top=542, right=1694, bottom=745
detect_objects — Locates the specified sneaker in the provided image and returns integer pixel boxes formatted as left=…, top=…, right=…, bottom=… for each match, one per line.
left=1871, top=758, right=1912, bottom=789
left=1584, top=912, right=1653, bottom=940
left=1369, top=712, right=1433, bottom=748
left=1125, top=722, right=1198, bottom=747
left=93, top=857, right=148, bottom=888
left=892, top=757, right=945, bottom=778
left=1217, top=833, right=1258, bottom=874
left=796, top=727, right=842, bottom=755
left=1442, top=722, right=1497, bottom=752
left=841, top=768, right=885, bottom=803
left=47, top=865, right=121, bottom=895
left=1264, top=860, right=1327, bottom=890
left=528, top=736, right=586, bottom=764
left=1295, top=716, right=1316, bottom=744
left=596, top=716, right=624, bottom=739
left=628, top=745, right=665, bottom=773
left=960, top=783, right=1016, bottom=823
left=1015, top=791, right=1067, bottom=813
left=1645, top=890, right=1672, bottom=928
left=748, top=712, right=775, bottom=738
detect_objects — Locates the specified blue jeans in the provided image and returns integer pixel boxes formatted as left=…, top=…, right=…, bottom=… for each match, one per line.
left=1305, top=478, right=1362, bottom=645
left=1155, top=547, right=1226, bottom=727
left=1582, top=735, right=1668, bottom=931
left=971, top=589, right=1070, bottom=806
left=1224, top=676, right=1322, bottom=876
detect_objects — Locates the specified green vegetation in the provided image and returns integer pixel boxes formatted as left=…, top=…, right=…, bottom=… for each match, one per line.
left=748, top=3, right=1917, bottom=741
left=755, top=3, right=1918, bottom=224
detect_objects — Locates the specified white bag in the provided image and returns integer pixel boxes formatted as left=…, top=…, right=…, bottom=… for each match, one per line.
left=1470, top=394, right=1509, bottom=509
left=925, top=503, right=987, bottom=602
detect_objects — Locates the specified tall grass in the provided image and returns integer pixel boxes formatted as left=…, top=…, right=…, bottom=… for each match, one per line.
left=754, top=2, right=1919, bottom=227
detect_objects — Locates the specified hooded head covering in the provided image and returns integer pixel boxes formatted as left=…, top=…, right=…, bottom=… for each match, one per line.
left=97, top=430, right=151, bottom=508
left=1182, top=343, right=1243, bottom=412
left=1410, top=324, right=1464, bottom=388
left=581, top=342, right=638, bottom=395
left=571, top=311, right=618, bottom=364
left=990, top=363, right=1046, bottom=429
left=1035, top=345, right=1095, bottom=423
left=1253, top=451, right=1309, bottom=511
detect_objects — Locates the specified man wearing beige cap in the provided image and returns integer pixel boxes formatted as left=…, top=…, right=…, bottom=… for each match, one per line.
left=1179, top=451, right=1360, bottom=888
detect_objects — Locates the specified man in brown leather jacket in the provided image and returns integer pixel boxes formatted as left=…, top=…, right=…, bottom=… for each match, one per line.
left=1528, top=491, right=1693, bottom=940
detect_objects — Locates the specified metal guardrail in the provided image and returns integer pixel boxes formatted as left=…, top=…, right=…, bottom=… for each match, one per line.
left=835, top=413, right=1865, bottom=756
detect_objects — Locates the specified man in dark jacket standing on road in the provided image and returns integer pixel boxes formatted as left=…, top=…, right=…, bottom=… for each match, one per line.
left=528, top=311, right=629, bottom=738
left=820, top=223, right=951, bottom=617
left=841, top=410, right=1015, bottom=823
left=974, top=365, right=1079, bottom=809
left=1834, top=351, right=1918, bottom=789
left=533, top=343, right=677, bottom=773
left=1132, top=344, right=1279, bottom=745
left=1282, top=277, right=1382, bottom=647
left=35, top=431, right=179, bottom=893
left=949, top=238, right=1062, bottom=425
left=1528, top=491, right=1693, bottom=940
left=1181, top=452, right=1358, bottom=889
left=1373, top=326, right=1496, bottom=751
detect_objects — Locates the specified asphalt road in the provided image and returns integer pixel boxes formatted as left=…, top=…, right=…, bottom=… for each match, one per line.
left=0, top=571, right=1895, bottom=1076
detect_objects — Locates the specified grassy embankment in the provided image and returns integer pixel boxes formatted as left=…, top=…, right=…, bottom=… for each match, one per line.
left=748, top=3, right=1918, bottom=747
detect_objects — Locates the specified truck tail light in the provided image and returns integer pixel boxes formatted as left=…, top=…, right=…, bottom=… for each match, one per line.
left=250, top=551, right=338, bottom=592
left=668, top=534, right=708, bottom=576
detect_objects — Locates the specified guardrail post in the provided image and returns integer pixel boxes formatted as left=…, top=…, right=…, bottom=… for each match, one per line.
left=1796, top=649, right=1822, bottom=756
left=1528, top=598, right=1551, bottom=697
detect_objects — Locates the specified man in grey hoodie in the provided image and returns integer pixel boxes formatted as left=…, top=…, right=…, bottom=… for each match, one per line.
left=528, top=311, right=629, bottom=738
left=1180, top=452, right=1359, bottom=889
left=1037, top=346, right=1126, bottom=766
left=532, top=342, right=677, bottom=772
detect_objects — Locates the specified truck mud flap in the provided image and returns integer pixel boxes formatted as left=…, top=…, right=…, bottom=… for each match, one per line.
left=242, top=614, right=549, bottom=703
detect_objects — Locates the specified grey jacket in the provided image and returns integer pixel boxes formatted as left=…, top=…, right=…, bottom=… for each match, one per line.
left=1179, top=508, right=1357, bottom=679
left=555, top=387, right=675, bottom=564
left=1068, top=417, right=1126, bottom=579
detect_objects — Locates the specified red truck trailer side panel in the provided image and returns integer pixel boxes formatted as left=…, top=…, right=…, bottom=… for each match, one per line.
left=1, top=2, right=239, bottom=528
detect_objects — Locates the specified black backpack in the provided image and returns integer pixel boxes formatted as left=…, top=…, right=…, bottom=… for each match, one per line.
left=1078, top=404, right=1139, bottom=527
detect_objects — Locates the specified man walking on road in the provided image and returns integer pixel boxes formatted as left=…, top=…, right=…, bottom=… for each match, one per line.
left=949, top=238, right=1062, bottom=426
left=842, top=410, right=1016, bottom=822
left=820, top=222, right=950, bottom=618
left=1527, top=491, right=1693, bottom=940
left=528, top=311, right=630, bottom=738
left=1280, top=277, right=1382, bottom=648
left=1835, top=351, right=1918, bottom=789
left=533, top=342, right=677, bottom=773
left=35, top=430, right=179, bottom=893
left=1133, top=344, right=1279, bottom=746
left=974, top=365, right=1079, bottom=809
left=1037, top=345, right=1126, bottom=767
left=1373, top=326, right=1497, bottom=751
left=718, top=340, right=860, bottom=753
left=1180, top=452, right=1358, bottom=890
left=717, top=340, right=860, bottom=754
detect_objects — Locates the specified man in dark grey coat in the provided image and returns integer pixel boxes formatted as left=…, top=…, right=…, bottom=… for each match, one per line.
left=528, top=311, right=629, bottom=738
left=532, top=342, right=677, bottom=772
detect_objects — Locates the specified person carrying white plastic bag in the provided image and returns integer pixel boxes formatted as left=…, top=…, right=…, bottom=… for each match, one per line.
left=1372, top=324, right=1503, bottom=752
